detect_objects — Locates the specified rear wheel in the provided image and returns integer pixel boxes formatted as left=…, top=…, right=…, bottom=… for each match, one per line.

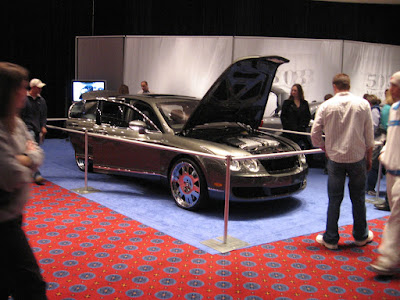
left=169, top=158, right=208, bottom=211
left=75, top=154, right=93, bottom=172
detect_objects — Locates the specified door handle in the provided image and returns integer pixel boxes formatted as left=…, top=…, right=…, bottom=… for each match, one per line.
left=97, top=129, right=107, bottom=135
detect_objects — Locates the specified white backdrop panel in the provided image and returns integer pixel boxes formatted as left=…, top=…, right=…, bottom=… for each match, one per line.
left=233, top=37, right=343, bottom=103
left=343, top=41, right=400, bottom=101
left=124, top=36, right=233, bottom=97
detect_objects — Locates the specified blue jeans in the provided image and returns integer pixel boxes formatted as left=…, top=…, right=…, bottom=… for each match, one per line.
left=29, top=130, right=42, bottom=179
left=323, top=159, right=369, bottom=244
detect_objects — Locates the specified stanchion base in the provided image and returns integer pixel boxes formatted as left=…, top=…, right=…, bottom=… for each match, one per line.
left=201, top=235, right=249, bottom=253
left=71, top=186, right=101, bottom=194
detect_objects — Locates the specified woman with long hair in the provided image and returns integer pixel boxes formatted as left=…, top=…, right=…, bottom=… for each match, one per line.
left=0, top=62, right=47, bottom=299
left=280, top=83, right=312, bottom=149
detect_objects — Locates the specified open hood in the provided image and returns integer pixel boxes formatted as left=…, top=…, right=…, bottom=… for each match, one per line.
left=182, top=56, right=289, bottom=133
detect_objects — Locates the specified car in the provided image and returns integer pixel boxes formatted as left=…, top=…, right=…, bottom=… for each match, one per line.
left=66, top=56, right=308, bottom=211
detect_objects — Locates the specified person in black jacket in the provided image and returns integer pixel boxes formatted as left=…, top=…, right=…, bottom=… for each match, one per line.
left=20, top=78, right=47, bottom=185
left=280, top=83, right=311, bottom=149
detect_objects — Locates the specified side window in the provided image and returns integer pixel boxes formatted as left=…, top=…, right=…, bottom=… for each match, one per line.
left=125, top=106, right=159, bottom=131
left=69, top=100, right=98, bottom=119
left=101, top=102, right=127, bottom=127
left=83, top=101, right=98, bottom=120
left=133, top=102, right=162, bottom=131
left=69, top=101, right=84, bottom=118
left=125, top=107, right=143, bottom=124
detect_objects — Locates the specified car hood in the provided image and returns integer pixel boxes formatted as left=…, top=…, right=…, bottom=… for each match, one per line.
left=181, top=56, right=289, bottom=133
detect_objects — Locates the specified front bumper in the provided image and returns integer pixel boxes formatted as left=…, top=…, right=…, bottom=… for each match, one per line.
left=208, top=167, right=308, bottom=202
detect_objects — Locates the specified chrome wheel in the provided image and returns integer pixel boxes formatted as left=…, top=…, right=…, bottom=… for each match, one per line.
left=170, top=159, right=207, bottom=210
left=75, top=154, right=92, bottom=172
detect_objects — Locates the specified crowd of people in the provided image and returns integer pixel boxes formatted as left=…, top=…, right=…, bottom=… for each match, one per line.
left=1, top=60, right=399, bottom=300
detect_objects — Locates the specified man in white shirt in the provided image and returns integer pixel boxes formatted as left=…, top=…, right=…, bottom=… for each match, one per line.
left=370, top=71, right=400, bottom=275
left=311, top=73, right=374, bottom=250
left=138, top=81, right=150, bottom=94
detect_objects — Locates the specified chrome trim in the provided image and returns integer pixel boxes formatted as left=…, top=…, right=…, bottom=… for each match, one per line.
left=94, top=165, right=165, bottom=178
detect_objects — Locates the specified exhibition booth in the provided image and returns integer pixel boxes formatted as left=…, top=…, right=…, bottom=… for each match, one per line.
left=75, top=35, right=400, bottom=104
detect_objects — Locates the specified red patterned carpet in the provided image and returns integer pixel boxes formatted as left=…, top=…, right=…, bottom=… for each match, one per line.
left=23, top=182, right=399, bottom=299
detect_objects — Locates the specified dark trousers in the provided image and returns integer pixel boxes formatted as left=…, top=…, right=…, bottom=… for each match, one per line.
left=324, top=159, right=369, bottom=244
left=0, top=216, right=47, bottom=300
left=28, top=130, right=42, bottom=179
left=366, top=145, right=383, bottom=191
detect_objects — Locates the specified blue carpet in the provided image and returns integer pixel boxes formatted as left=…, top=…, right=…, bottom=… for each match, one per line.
left=40, top=138, right=390, bottom=254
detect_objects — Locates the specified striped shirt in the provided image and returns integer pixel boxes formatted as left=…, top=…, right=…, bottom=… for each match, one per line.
left=311, top=92, right=374, bottom=163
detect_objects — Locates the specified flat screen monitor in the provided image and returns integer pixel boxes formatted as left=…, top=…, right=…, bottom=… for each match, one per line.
left=72, top=80, right=106, bottom=101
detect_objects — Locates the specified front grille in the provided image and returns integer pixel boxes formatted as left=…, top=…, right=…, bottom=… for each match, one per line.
left=260, top=156, right=298, bottom=173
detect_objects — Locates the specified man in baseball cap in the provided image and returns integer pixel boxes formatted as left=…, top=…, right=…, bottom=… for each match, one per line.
left=29, top=78, right=46, bottom=88
left=21, top=78, right=48, bottom=185
left=370, top=71, right=400, bottom=275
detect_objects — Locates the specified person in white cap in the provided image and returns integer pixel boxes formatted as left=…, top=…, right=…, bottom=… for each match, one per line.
left=370, top=71, right=400, bottom=275
left=20, top=78, right=47, bottom=185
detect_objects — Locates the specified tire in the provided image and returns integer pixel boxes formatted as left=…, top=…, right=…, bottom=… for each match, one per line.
left=169, top=158, right=208, bottom=211
left=75, top=154, right=93, bottom=172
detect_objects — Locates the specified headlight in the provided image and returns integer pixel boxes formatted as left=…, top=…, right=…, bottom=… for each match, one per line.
left=229, top=160, right=241, bottom=171
left=227, top=159, right=260, bottom=172
left=243, top=159, right=260, bottom=172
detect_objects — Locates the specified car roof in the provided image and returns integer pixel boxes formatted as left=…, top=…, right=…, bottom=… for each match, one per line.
left=122, top=94, right=200, bottom=105
left=82, top=92, right=200, bottom=106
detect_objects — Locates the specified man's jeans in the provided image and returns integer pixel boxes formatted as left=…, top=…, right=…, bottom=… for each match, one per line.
left=29, top=130, right=42, bottom=179
left=323, top=159, right=369, bottom=244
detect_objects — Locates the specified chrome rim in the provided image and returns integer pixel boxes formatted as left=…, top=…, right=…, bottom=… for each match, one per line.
left=76, top=157, right=85, bottom=171
left=170, top=161, right=201, bottom=208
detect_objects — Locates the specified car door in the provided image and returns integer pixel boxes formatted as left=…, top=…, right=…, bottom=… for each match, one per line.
left=67, top=100, right=99, bottom=158
left=91, top=101, right=164, bottom=175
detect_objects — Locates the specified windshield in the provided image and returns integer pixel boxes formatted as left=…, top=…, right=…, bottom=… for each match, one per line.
left=158, top=100, right=199, bottom=130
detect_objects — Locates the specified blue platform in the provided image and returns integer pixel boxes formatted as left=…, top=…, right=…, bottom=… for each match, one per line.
left=40, top=138, right=390, bottom=254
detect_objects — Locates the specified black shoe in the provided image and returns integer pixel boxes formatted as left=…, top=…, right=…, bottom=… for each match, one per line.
left=374, top=202, right=390, bottom=211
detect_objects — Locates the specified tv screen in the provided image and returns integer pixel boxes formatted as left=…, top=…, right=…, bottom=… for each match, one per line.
left=72, top=80, right=106, bottom=101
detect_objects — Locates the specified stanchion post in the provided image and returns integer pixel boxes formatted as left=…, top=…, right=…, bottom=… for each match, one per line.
left=84, top=129, right=88, bottom=190
left=223, top=155, right=232, bottom=244
left=71, top=129, right=100, bottom=194
left=200, top=155, right=249, bottom=252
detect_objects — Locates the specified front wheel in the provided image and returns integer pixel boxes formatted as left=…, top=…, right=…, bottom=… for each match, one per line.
left=169, top=158, right=208, bottom=211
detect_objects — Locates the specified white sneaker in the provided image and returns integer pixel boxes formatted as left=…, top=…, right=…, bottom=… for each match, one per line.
left=354, top=230, right=374, bottom=246
left=316, top=234, right=338, bottom=250
left=370, top=256, right=400, bottom=276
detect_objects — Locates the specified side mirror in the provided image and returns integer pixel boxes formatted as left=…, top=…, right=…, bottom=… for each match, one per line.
left=129, top=120, right=147, bottom=134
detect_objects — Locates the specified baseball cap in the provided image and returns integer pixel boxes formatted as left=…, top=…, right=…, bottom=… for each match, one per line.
left=30, top=78, right=46, bottom=88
